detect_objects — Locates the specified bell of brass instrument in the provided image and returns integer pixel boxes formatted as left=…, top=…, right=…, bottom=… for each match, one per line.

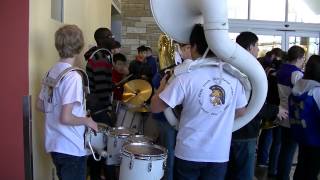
left=261, top=118, right=279, bottom=129
left=158, top=34, right=175, bottom=71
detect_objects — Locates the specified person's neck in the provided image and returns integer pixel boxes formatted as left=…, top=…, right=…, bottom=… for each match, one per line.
left=60, top=57, right=76, bottom=66
left=192, top=53, right=201, bottom=60
left=288, top=60, right=298, bottom=66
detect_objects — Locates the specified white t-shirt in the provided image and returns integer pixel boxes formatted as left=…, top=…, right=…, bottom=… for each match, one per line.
left=159, top=60, right=247, bottom=162
left=39, top=62, right=87, bottom=156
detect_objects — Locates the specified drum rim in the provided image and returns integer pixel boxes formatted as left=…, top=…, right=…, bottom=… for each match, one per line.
left=125, top=135, right=154, bottom=144
left=107, top=126, right=137, bottom=137
left=121, top=142, right=167, bottom=160
left=85, top=123, right=109, bottom=139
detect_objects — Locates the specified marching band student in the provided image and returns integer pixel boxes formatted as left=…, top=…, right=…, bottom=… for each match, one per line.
left=145, top=46, right=158, bottom=78
left=129, top=45, right=153, bottom=82
left=226, top=32, right=287, bottom=180
left=36, top=25, right=98, bottom=180
left=84, top=27, right=115, bottom=126
left=226, top=32, right=262, bottom=180
left=151, top=24, right=247, bottom=180
left=84, top=27, right=115, bottom=180
left=151, top=42, right=192, bottom=180
left=112, top=53, right=129, bottom=101
left=289, top=55, right=320, bottom=180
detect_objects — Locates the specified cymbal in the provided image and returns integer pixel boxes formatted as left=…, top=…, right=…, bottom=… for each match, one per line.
left=122, top=79, right=152, bottom=106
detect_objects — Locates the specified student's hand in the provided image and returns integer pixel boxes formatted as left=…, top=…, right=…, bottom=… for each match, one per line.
left=277, top=106, right=288, bottom=120
left=86, top=117, right=98, bottom=132
left=157, top=74, right=169, bottom=94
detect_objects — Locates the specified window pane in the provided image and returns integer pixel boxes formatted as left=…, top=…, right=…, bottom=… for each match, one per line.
left=227, top=0, right=248, bottom=19
left=257, top=35, right=282, bottom=58
left=229, top=33, right=283, bottom=58
left=288, top=0, right=320, bottom=23
left=250, top=0, right=285, bottom=21
left=288, top=36, right=319, bottom=56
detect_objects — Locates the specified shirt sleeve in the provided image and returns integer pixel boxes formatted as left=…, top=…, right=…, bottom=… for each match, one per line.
left=235, top=80, right=248, bottom=109
left=311, top=87, right=320, bottom=110
left=38, top=84, right=45, bottom=100
left=159, top=77, right=185, bottom=108
left=291, top=71, right=304, bottom=85
left=59, top=71, right=84, bottom=105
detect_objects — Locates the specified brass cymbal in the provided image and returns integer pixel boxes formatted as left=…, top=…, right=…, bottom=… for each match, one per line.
left=122, top=79, right=152, bottom=106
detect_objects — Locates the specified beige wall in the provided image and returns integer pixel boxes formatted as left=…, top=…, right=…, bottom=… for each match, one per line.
left=29, top=0, right=111, bottom=179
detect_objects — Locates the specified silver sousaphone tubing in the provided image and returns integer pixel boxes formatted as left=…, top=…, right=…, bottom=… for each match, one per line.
left=150, top=0, right=268, bottom=131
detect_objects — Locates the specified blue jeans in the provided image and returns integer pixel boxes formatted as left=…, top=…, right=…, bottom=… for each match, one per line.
left=51, top=152, right=87, bottom=180
left=174, top=157, right=227, bottom=180
left=268, top=127, right=281, bottom=175
left=226, top=138, right=257, bottom=180
left=257, top=127, right=282, bottom=175
left=277, top=127, right=297, bottom=180
left=257, top=129, right=273, bottom=165
left=156, top=120, right=177, bottom=180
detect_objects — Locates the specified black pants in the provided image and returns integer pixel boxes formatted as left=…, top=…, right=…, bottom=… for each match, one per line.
left=293, top=145, right=320, bottom=180
left=87, top=155, right=117, bottom=180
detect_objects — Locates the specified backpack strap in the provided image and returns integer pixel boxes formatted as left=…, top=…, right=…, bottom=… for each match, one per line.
left=42, top=67, right=90, bottom=104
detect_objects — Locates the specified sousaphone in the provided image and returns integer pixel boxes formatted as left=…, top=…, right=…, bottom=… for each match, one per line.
left=150, top=0, right=268, bottom=131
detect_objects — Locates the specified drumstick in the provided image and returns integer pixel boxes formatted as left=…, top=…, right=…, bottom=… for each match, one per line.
left=114, top=74, right=133, bottom=87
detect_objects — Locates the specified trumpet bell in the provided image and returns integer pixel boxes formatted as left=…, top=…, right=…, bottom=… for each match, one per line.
left=261, top=119, right=279, bottom=129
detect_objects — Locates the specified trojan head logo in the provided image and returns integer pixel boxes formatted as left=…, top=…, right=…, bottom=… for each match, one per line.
left=209, top=85, right=225, bottom=106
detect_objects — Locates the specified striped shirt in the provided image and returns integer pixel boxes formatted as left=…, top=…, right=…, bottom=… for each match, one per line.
left=85, top=46, right=113, bottom=106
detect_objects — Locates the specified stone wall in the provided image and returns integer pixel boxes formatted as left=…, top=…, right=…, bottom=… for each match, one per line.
left=121, top=0, right=162, bottom=60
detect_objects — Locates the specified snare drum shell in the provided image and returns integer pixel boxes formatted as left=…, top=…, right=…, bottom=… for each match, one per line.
left=116, top=104, right=143, bottom=131
left=85, top=125, right=108, bottom=154
left=105, top=127, right=136, bottom=165
left=86, top=132, right=107, bottom=151
left=105, top=135, right=127, bottom=165
left=119, top=155, right=165, bottom=180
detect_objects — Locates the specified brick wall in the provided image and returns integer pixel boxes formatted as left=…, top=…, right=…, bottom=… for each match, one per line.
left=121, top=0, right=161, bottom=60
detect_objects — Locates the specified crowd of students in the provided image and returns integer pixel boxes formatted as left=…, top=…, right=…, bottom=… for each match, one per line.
left=37, top=24, right=320, bottom=180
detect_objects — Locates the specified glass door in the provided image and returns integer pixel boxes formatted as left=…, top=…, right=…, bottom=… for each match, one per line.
left=285, top=31, right=320, bottom=58
left=229, top=29, right=320, bottom=59
left=229, top=30, right=285, bottom=58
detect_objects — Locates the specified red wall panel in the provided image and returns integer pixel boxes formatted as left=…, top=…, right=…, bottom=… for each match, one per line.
left=0, top=0, right=29, bottom=179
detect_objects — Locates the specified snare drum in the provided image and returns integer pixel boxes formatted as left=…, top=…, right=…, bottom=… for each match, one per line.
left=115, top=102, right=143, bottom=132
left=106, top=127, right=137, bottom=165
left=124, top=135, right=154, bottom=145
left=119, top=143, right=167, bottom=180
left=84, top=123, right=109, bottom=161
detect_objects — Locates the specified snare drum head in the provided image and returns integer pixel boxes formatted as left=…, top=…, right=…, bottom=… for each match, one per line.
left=108, top=126, right=136, bottom=137
left=122, top=143, right=167, bottom=159
left=126, top=135, right=153, bottom=144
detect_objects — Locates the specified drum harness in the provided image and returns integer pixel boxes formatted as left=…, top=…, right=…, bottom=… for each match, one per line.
left=42, top=67, right=90, bottom=111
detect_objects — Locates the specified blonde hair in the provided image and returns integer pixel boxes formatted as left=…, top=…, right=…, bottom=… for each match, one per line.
left=55, top=25, right=84, bottom=58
